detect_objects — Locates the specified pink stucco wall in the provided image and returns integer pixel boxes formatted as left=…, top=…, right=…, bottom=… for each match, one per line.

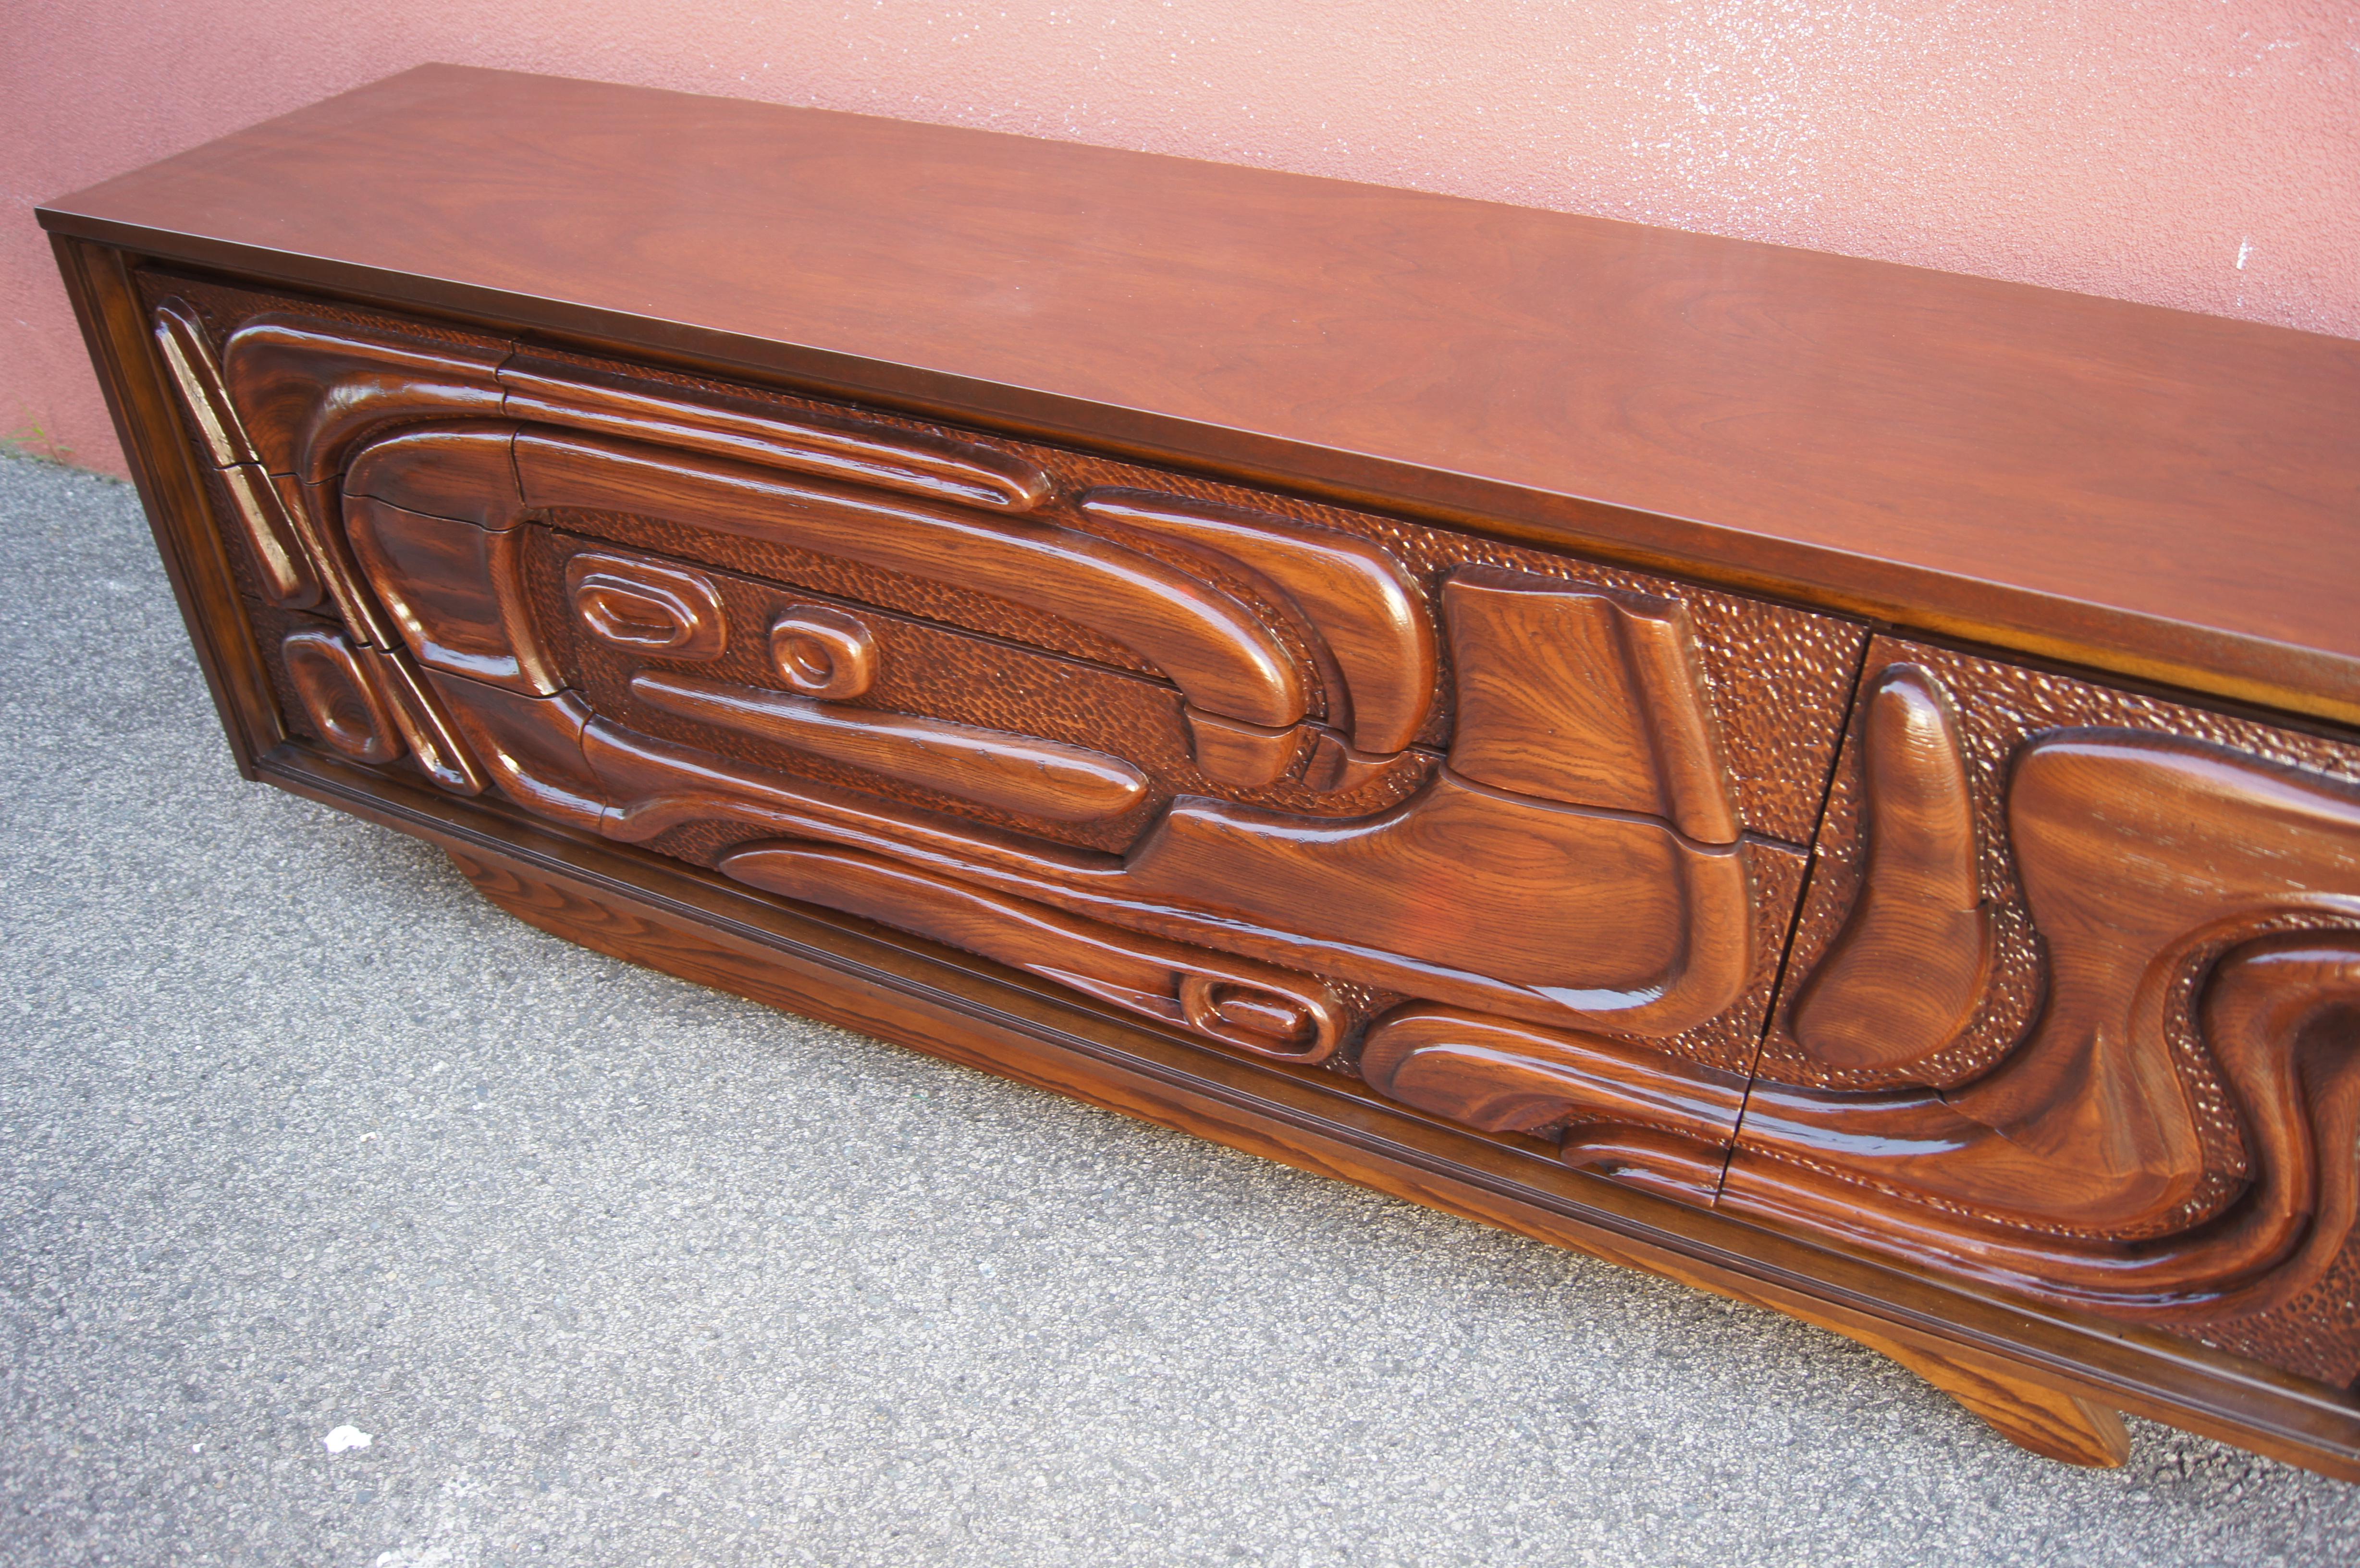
left=7, top=2, right=2355, bottom=476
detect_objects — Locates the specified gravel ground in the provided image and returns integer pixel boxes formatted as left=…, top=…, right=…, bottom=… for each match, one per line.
left=2, top=448, right=2355, bottom=1566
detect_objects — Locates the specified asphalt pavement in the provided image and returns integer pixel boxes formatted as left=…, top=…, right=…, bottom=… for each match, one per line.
left=4, top=449, right=2356, bottom=1566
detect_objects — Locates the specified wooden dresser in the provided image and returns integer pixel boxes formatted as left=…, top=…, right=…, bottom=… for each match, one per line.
left=41, top=64, right=2360, bottom=1478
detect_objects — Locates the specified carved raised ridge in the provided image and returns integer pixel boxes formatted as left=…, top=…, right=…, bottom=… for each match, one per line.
left=1787, top=664, right=1990, bottom=1072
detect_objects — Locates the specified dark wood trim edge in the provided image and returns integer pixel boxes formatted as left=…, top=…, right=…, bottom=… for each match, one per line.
left=48, top=236, right=281, bottom=773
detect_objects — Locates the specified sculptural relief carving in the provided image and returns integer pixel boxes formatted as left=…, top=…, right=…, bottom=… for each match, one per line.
left=1729, top=647, right=2360, bottom=1351
left=768, top=606, right=876, bottom=699
left=160, top=295, right=2360, bottom=1385
left=193, top=309, right=1769, bottom=1053
left=566, top=551, right=730, bottom=662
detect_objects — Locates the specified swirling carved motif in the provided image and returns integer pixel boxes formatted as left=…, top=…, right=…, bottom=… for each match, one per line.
left=768, top=607, right=877, bottom=699
left=1078, top=489, right=1437, bottom=756
left=1786, top=665, right=1990, bottom=1071
left=209, top=314, right=1758, bottom=1101
left=512, top=429, right=1308, bottom=786
left=222, top=314, right=509, bottom=485
left=1359, top=1007, right=1747, bottom=1204
left=1725, top=733, right=2360, bottom=1315
left=345, top=490, right=561, bottom=695
left=153, top=305, right=485, bottom=793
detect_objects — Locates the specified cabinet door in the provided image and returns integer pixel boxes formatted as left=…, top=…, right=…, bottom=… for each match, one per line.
left=1743, top=637, right=2360, bottom=1386
left=142, top=272, right=1868, bottom=1202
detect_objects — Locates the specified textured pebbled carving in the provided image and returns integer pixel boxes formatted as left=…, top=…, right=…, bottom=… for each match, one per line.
left=1730, top=731, right=2360, bottom=1320
left=193, top=296, right=1838, bottom=1209
left=514, top=431, right=1307, bottom=740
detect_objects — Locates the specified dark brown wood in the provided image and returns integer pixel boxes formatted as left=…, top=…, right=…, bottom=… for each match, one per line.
left=1746, top=649, right=2360, bottom=1383
left=41, top=72, right=2360, bottom=1481
left=37, top=65, right=2360, bottom=725
left=1441, top=565, right=1738, bottom=843
left=720, top=841, right=1348, bottom=1062
left=766, top=606, right=875, bottom=699
left=1077, top=489, right=1438, bottom=757
left=1802, top=1308, right=2132, bottom=1470
left=370, top=804, right=2347, bottom=1479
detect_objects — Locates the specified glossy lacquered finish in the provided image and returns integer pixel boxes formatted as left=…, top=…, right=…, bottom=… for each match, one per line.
left=40, top=67, right=2360, bottom=1482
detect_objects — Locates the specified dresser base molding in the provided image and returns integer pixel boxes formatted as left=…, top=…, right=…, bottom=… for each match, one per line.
left=248, top=741, right=2360, bottom=1480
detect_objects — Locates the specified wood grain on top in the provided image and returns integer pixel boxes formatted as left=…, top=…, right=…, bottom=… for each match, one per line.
left=39, top=64, right=2360, bottom=711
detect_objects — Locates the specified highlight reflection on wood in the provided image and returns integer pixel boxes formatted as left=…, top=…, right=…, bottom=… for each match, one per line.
left=153, top=298, right=320, bottom=608
left=513, top=431, right=1310, bottom=762
left=281, top=627, right=400, bottom=762
left=1078, top=489, right=1437, bottom=755
left=719, top=842, right=1348, bottom=1061
left=566, top=551, right=729, bottom=662
left=768, top=606, right=877, bottom=699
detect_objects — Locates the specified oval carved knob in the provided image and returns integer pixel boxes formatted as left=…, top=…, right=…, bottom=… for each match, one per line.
left=566, top=551, right=727, bottom=660
left=282, top=627, right=404, bottom=764
left=769, top=606, right=878, bottom=699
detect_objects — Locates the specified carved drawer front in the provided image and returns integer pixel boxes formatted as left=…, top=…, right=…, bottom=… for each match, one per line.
left=1744, top=637, right=2360, bottom=1385
left=146, top=273, right=1868, bottom=1199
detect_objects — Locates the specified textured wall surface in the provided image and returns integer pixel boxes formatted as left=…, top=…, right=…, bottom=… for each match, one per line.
left=6, top=1, right=2355, bottom=475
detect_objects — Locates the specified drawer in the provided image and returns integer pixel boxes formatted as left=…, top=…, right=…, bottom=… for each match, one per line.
left=147, top=271, right=1862, bottom=1190
left=1745, top=637, right=2360, bottom=1386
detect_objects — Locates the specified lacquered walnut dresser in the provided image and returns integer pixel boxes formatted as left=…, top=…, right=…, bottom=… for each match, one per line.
left=40, top=65, right=2360, bottom=1477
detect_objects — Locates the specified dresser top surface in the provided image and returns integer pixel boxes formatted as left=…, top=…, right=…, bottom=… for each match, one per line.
left=41, top=64, right=2360, bottom=708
